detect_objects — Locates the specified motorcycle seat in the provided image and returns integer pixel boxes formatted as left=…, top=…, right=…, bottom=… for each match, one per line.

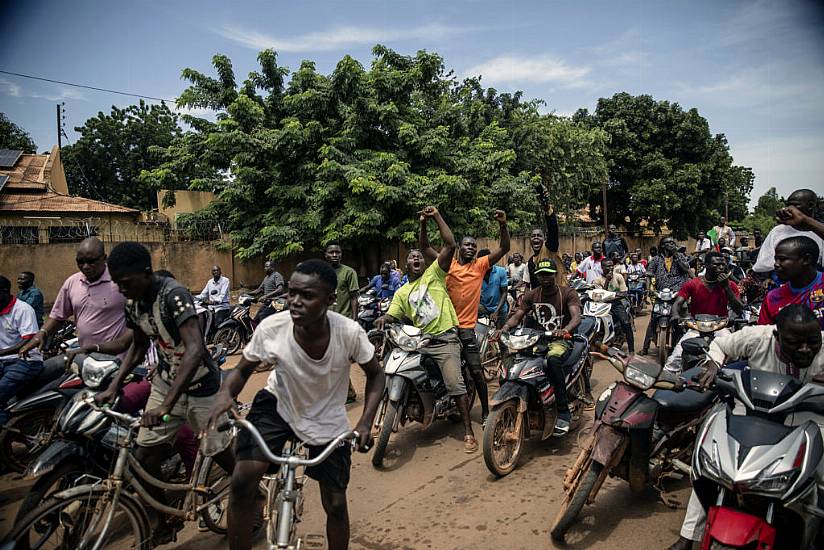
left=560, top=337, right=588, bottom=370
left=727, top=413, right=793, bottom=448
left=575, top=317, right=596, bottom=338
left=653, top=367, right=716, bottom=412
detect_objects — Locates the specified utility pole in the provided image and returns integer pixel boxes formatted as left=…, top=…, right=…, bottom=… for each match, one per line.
left=56, top=103, right=62, bottom=149
left=602, top=179, right=609, bottom=235
left=725, top=192, right=729, bottom=220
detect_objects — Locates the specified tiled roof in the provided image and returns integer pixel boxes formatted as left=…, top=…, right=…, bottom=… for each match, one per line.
left=0, top=191, right=138, bottom=214
left=0, top=154, right=48, bottom=190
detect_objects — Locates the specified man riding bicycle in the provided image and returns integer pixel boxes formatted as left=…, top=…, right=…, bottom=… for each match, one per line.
left=208, top=259, right=384, bottom=550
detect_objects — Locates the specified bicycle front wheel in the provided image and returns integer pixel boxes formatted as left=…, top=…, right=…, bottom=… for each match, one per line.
left=197, top=456, right=232, bottom=534
left=4, top=488, right=150, bottom=550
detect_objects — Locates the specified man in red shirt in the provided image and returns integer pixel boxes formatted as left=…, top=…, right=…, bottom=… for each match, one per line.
left=759, top=235, right=824, bottom=329
left=664, top=252, right=744, bottom=372
left=421, top=210, right=510, bottom=428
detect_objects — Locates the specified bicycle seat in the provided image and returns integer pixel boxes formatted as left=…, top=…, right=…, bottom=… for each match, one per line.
left=653, top=367, right=716, bottom=413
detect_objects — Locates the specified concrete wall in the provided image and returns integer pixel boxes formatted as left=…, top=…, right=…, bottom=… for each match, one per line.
left=0, top=213, right=165, bottom=244
left=157, top=190, right=216, bottom=227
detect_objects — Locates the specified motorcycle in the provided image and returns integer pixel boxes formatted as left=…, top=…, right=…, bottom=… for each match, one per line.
left=212, top=294, right=284, bottom=355
left=691, top=366, right=824, bottom=549
left=626, top=273, right=646, bottom=314
left=581, top=288, right=617, bottom=347
left=371, top=325, right=476, bottom=467
left=550, top=346, right=720, bottom=541
left=194, top=298, right=227, bottom=344
left=357, top=289, right=391, bottom=332
left=679, top=314, right=729, bottom=372
left=42, top=322, right=77, bottom=359
left=482, top=324, right=594, bottom=477
left=650, top=287, right=679, bottom=366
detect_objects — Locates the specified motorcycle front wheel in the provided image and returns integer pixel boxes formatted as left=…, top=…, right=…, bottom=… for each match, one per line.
left=550, top=461, right=603, bottom=542
left=213, top=326, right=244, bottom=356
left=15, top=459, right=88, bottom=524
left=482, top=400, right=523, bottom=477
left=371, top=398, right=399, bottom=468
left=657, top=327, right=669, bottom=366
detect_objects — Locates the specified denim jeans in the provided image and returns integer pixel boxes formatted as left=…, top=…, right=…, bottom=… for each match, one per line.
left=0, top=358, right=45, bottom=424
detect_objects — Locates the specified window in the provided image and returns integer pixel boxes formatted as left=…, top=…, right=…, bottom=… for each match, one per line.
left=1, top=226, right=39, bottom=244
left=48, top=225, right=99, bottom=243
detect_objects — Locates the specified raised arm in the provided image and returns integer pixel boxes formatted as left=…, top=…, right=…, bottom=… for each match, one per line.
left=418, top=213, right=438, bottom=263
left=487, top=210, right=511, bottom=265
left=421, top=206, right=456, bottom=272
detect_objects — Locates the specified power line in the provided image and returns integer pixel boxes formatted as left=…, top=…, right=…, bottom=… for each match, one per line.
left=0, top=69, right=176, bottom=103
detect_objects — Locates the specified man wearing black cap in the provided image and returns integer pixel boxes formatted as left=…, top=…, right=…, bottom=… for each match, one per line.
left=500, top=259, right=583, bottom=434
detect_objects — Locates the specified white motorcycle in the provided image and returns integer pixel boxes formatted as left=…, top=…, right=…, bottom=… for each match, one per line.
left=581, top=288, right=617, bottom=347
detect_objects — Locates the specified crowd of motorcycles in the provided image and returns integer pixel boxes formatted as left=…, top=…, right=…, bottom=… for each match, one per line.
left=3, top=270, right=822, bottom=550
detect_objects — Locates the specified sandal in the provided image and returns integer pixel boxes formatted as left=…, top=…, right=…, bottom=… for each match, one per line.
left=463, top=435, right=478, bottom=453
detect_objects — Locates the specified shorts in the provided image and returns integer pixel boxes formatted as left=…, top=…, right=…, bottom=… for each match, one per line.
left=235, top=390, right=351, bottom=492
left=136, top=374, right=231, bottom=457
left=421, top=333, right=466, bottom=396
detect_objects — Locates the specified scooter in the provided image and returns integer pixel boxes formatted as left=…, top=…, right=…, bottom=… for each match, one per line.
left=357, top=289, right=391, bottom=331
left=649, top=287, right=679, bottom=366
left=212, top=294, right=261, bottom=355
left=581, top=288, right=617, bottom=347
left=678, top=314, right=729, bottom=372
left=371, top=325, right=476, bottom=467
left=550, top=346, right=721, bottom=541
left=626, top=273, right=646, bottom=314
left=482, top=321, right=595, bottom=477
left=692, top=365, right=824, bottom=549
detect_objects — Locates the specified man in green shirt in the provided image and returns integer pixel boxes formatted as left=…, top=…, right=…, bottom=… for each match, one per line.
left=325, top=241, right=360, bottom=402
left=376, top=206, right=478, bottom=452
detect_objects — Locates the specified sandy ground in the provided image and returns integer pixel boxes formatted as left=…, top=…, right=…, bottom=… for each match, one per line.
left=0, top=313, right=691, bottom=549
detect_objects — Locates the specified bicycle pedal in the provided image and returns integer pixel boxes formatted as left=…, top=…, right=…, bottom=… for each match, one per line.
left=304, top=533, right=325, bottom=549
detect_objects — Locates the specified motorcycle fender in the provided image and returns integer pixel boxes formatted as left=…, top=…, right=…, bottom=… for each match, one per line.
left=24, top=439, right=86, bottom=481
left=6, top=390, right=66, bottom=414
left=657, top=316, right=670, bottom=329
left=590, top=424, right=627, bottom=467
left=599, top=383, right=644, bottom=425
left=490, top=382, right=528, bottom=413
left=383, top=350, right=425, bottom=377
left=701, top=506, right=776, bottom=550
left=386, top=376, right=409, bottom=403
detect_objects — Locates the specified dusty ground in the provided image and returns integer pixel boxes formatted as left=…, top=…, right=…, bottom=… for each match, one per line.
left=0, top=314, right=691, bottom=549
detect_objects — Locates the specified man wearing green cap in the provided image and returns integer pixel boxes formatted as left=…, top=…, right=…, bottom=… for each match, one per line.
left=500, top=258, right=583, bottom=435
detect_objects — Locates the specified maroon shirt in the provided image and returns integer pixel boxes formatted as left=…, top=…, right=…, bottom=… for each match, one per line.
left=677, top=277, right=740, bottom=317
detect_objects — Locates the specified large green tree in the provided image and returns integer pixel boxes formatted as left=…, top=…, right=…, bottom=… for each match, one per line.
left=573, top=93, right=753, bottom=238
left=145, top=46, right=608, bottom=259
left=0, top=112, right=37, bottom=153
left=742, top=187, right=782, bottom=235
left=62, top=101, right=184, bottom=210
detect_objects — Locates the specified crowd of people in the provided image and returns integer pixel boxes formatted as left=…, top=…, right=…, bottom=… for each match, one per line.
left=1, top=186, right=823, bottom=550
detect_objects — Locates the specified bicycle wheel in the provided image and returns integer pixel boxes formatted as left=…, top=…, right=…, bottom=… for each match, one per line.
left=197, top=456, right=232, bottom=534
left=4, top=488, right=150, bottom=550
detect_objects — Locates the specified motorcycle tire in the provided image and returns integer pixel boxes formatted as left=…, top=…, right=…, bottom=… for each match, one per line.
left=15, top=459, right=88, bottom=524
left=371, top=398, right=399, bottom=468
left=213, top=327, right=243, bottom=356
left=482, top=401, right=523, bottom=477
left=0, top=408, right=56, bottom=474
left=657, top=329, right=669, bottom=367
left=550, top=461, right=603, bottom=542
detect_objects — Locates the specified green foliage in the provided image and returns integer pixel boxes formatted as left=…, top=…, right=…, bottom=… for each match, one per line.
left=573, top=93, right=753, bottom=238
left=741, top=187, right=782, bottom=235
left=144, top=47, right=609, bottom=259
left=0, top=112, right=37, bottom=153
left=61, top=101, right=184, bottom=210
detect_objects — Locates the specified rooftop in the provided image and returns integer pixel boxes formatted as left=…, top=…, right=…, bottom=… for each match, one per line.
left=0, top=190, right=138, bottom=214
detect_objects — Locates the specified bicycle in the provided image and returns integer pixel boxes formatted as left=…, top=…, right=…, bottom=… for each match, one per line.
left=4, top=398, right=237, bottom=550
left=216, top=418, right=358, bottom=550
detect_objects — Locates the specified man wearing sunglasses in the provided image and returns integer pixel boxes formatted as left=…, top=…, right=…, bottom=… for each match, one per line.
left=19, top=237, right=133, bottom=363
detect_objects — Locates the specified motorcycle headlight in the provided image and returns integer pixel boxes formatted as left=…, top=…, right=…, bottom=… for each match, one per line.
left=695, top=319, right=727, bottom=332
left=388, top=326, right=422, bottom=352
left=500, top=331, right=540, bottom=352
left=698, top=442, right=732, bottom=488
left=741, top=457, right=799, bottom=495
left=624, top=365, right=656, bottom=390
left=81, top=358, right=119, bottom=388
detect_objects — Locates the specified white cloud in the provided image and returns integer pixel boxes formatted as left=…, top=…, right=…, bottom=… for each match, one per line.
left=216, top=23, right=477, bottom=52
left=0, top=78, right=22, bottom=97
left=462, top=55, right=591, bottom=88
left=30, top=87, right=87, bottom=101
left=172, top=105, right=213, bottom=118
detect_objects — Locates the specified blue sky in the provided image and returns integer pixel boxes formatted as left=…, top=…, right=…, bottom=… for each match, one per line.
left=1, top=0, right=822, bottom=206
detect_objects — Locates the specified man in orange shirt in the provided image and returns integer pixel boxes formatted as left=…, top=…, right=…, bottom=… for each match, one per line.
left=422, top=210, right=510, bottom=425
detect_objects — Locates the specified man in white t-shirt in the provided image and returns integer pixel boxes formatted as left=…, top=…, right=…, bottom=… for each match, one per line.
left=208, top=259, right=385, bottom=550
left=753, top=189, right=824, bottom=274
left=0, top=275, right=44, bottom=425
left=575, top=242, right=604, bottom=283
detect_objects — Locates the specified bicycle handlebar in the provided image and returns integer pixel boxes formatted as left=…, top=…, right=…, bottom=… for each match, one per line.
left=83, top=397, right=141, bottom=428
left=224, top=418, right=358, bottom=466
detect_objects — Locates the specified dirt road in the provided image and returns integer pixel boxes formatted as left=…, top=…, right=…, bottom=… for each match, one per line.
left=0, top=314, right=691, bottom=549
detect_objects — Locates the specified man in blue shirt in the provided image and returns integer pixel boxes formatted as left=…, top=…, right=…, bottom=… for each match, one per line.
left=16, top=271, right=44, bottom=328
left=478, top=249, right=509, bottom=329
left=366, top=262, right=401, bottom=298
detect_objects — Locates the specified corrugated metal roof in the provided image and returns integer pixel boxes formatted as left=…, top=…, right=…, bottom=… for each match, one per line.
left=0, top=191, right=138, bottom=214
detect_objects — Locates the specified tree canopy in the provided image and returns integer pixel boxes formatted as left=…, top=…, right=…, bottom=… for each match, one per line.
left=0, top=112, right=37, bottom=153
left=573, top=93, right=754, bottom=239
left=62, top=101, right=184, bottom=210
left=144, top=46, right=609, bottom=259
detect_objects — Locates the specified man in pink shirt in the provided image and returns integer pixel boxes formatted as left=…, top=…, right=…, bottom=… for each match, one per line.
left=19, top=238, right=132, bottom=362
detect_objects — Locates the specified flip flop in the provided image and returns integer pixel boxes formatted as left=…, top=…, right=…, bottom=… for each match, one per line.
left=464, top=435, right=478, bottom=453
